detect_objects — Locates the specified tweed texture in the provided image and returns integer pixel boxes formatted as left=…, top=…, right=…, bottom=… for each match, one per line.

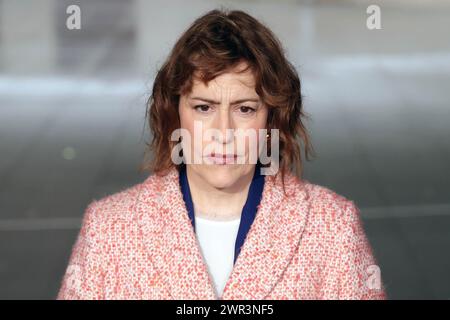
left=57, top=167, right=386, bottom=300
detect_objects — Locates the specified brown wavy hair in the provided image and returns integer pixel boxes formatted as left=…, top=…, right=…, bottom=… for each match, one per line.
left=140, top=8, right=315, bottom=191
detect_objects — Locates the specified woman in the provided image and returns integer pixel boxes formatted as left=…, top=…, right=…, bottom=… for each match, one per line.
left=58, top=9, right=385, bottom=300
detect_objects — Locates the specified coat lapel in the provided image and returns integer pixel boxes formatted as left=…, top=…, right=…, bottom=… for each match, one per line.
left=221, top=172, right=311, bottom=300
left=135, top=167, right=311, bottom=300
left=135, top=167, right=217, bottom=299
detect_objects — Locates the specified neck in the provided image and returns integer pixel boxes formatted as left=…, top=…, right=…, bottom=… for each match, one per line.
left=186, top=166, right=255, bottom=221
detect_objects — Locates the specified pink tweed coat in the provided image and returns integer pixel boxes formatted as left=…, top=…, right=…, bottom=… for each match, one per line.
left=57, top=167, right=386, bottom=300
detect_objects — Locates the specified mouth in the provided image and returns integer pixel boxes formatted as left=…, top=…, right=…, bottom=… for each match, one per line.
left=206, top=152, right=239, bottom=165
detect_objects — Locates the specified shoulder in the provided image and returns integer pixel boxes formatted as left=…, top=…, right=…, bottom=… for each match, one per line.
left=86, top=182, right=143, bottom=220
left=297, top=179, right=370, bottom=261
left=273, top=174, right=384, bottom=298
left=280, top=171, right=357, bottom=215
left=305, top=180, right=358, bottom=217
left=80, top=173, right=168, bottom=230
left=283, top=174, right=361, bottom=232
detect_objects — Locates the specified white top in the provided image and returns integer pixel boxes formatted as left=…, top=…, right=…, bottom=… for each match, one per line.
left=194, top=215, right=241, bottom=297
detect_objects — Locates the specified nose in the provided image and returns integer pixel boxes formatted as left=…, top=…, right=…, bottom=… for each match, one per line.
left=213, top=108, right=234, bottom=144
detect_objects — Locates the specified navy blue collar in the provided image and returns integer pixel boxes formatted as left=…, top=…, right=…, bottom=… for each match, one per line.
left=179, top=163, right=265, bottom=265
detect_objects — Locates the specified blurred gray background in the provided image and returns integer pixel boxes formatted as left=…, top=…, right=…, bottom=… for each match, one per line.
left=0, top=0, right=449, bottom=299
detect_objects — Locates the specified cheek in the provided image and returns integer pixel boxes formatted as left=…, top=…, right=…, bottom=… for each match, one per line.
left=241, top=113, right=269, bottom=144
left=179, top=106, right=198, bottom=142
left=179, top=114, right=208, bottom=156
left=179, top=105, right=191, bottom=129
left=257, top=107, right=269, bottom=128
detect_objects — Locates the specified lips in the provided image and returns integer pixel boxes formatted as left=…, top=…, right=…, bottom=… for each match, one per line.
left=206, top=152, right=238, bottom=164
left=210, top=152, right=237, bottom=158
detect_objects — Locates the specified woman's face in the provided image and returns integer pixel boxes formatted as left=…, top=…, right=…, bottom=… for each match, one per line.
left=178, top=62, right=268, bottom=190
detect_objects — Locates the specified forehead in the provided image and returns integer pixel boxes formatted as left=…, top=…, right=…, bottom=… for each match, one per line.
left=190, top=65, right=257, bottom=96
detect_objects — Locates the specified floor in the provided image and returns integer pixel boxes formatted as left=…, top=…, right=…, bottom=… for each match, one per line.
left=0, top=0, right=449, bottom=299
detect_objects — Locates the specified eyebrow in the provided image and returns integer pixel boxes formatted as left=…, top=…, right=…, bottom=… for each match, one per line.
left=189, top=96, right=260, bottom=105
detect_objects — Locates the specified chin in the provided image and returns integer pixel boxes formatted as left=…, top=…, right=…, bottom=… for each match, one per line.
left=206, top=166, right=240, bottom=189
left=194, top=164, right=251, bottom=190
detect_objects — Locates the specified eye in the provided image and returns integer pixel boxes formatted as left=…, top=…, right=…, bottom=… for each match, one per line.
left=194, top=104, right=212, bottom=113
left=238, top=106, right=256, bottom=115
